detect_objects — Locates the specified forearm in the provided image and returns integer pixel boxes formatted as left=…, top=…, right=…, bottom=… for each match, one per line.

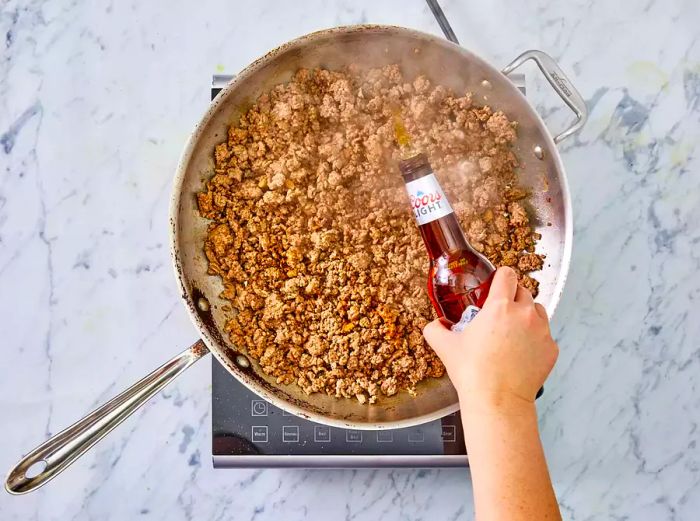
left=461, top=396, right=561, bottom=521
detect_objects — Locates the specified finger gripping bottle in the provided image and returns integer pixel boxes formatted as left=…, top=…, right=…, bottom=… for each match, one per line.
left=399, top=153, right=496, bottom=331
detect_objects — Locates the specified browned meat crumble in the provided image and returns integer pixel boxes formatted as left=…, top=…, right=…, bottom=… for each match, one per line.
left=197, top=65, right=543, bottom=404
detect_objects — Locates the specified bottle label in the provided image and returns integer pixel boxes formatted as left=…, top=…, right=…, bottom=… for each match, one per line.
left=404, top=173, right=454, bottom=226
left=451, top=305, right=480, bottom=332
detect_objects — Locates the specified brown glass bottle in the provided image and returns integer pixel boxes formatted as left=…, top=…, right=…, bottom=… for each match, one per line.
left=399, top=153, right=496, bottom=329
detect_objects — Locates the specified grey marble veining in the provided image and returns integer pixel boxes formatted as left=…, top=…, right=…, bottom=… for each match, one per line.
left=1, top=0, right=699, bottom=519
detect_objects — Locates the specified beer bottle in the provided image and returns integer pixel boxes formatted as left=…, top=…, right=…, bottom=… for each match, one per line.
left=399, top=153, right=496, bottom=331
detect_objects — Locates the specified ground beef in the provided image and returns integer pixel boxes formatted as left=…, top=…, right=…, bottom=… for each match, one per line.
left=198, top=65, right=544, bottom=404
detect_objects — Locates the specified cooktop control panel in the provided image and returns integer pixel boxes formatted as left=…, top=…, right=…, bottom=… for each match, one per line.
left=212, top=359, right=467, bottom=467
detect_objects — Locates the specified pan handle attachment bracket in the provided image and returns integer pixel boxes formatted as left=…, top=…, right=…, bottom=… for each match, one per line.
left=5, top=340, right=209, bottom=495
left=502, top=50, right=588, bottom=144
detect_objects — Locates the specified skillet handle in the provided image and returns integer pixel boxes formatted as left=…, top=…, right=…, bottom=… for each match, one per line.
left=502, top=50, right=588, bottom=144
left=5, top=340, right=209, bottom=495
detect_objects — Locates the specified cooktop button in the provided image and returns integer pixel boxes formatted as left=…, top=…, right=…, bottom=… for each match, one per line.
left=408, top=430, right=425, bottom=443
left=251, top=426, right=268, bottom=443
left=346, top=430, right=362, bottom=443
left=313, top=425, right=331, bottom=443
left=377, top=431, right=394, bottom=443
left=441, top=425, right=456, bottom=442
left=282, top=425, right=299, bottom=443
left=251, top=399, right=268, bottom=417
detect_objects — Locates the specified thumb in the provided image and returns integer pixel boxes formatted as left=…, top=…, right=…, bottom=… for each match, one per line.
left=423, top=319, right=458, bottom=362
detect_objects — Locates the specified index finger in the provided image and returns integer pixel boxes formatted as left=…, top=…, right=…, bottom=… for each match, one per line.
left=486, top=266, right=518, bottom=303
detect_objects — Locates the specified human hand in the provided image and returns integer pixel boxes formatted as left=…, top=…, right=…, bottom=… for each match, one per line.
left=424, top=267, right=559, bottom=414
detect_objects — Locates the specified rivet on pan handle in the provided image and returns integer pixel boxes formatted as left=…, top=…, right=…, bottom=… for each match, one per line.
left=502, top=50, right=588, bottom=144
left=4, top=340, right=209, bottom=495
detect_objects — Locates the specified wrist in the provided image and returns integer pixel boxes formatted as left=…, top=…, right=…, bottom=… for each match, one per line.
left=457, top=388, right=537, bottom=417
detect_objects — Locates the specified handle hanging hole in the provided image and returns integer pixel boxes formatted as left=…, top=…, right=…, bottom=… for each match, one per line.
left=25, top=460, right=48, bottom=479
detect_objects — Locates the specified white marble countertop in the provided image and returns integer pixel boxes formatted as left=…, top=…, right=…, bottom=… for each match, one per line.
left=1, top=0, right=699, bottom=519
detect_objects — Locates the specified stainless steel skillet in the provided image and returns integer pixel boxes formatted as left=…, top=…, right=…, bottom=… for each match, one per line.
left=6, top=25, right=586, bottom=494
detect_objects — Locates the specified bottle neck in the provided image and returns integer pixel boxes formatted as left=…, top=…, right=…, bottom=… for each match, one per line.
left=399, top=153, right=473, bottom=258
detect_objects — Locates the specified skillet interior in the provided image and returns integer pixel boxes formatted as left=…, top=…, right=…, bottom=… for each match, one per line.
left=170, top=25, right=571, bottom=429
